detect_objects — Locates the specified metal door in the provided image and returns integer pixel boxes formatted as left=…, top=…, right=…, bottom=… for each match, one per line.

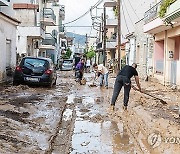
left=6, top=39, right=11, bottom=67
left=171, top=61, right=177, bottom=85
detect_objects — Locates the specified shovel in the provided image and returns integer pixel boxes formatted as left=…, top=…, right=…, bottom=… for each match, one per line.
left=141, top=91, right=167, bottom=105
left=132, top=86, right=167, bottom=105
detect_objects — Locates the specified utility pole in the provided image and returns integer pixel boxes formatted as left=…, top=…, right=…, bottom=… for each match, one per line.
left=85, top=34, right=88, bottom=52
left=103, top=7, right=106, bottom=66
left=117, top=0, right=121, bottom=70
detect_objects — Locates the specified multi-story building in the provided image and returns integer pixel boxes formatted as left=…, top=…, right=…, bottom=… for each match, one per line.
left=0, top=0, right=20, bottom=82
left=144, top=0, right=180, bottom=88
left=12, top=0, right=65, bottom=67
left=125, top=19, right=154, bottom=78
left=13, top=0, right=45, bottom=59
left=95, top=1, right=118, bottom=68
left=39, top=1, right=65, bottom=66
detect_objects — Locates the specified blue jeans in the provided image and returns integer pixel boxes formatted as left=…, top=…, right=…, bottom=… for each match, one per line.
left=100, top=73, right=108, bottom=87
left=111, top=75, right=131, bottom=106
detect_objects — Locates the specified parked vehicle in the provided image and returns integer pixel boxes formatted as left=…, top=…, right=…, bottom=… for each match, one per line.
left=61, top=59, right=73, bottom=71
left=13, top=57, right=57, bottom=87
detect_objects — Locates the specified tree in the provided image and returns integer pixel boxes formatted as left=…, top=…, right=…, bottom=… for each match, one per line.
left=63, top=48, right=72, bottom=59
left=85, top=46, right=95, bottom=64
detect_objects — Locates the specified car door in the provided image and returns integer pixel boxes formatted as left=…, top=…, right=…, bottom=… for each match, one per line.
left=50, top=61, right=57, bottom=82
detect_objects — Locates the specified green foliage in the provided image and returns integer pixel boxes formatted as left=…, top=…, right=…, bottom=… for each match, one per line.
left=85, top=46, right=95, bottom=59
left=113, top=6, right=118, bottom=17
left=159, top=0, right=176, bottom=18
left=63, top=48, right=72, bottom=59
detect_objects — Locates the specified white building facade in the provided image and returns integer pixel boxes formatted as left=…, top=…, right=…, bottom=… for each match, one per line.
left=0, top=1, right=20, bottom=82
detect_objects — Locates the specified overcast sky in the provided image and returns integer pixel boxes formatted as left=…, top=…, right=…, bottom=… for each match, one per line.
left=60, top=0, right=155, bottom=38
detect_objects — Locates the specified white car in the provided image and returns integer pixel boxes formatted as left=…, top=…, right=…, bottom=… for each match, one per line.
left=61, top=59, right=74, bottom=71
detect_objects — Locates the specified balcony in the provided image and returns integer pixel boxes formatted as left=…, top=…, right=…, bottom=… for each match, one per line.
left=106, top=39, right=117, bottom=49
left=46, top=0, right=59, bottom=3
left=106, top=19, right=118, bottom=28
left=104, top=2, right=117, bottom=7
left=40, top=8, right=56, bottom=26
left=164, top=0, right=180, bottom=24
left=25, top=26, right=45, bottom=39
left=143, top=1, right=168, bottom=34
left=0, top=0, right=10, bottom=6
left=39, top=33, right=56, bottom=50
left=59, top=5, right=65, bottom=20
left=59, top=25, right=65, bottom=38
left=144, top=1, right=162, bottom=24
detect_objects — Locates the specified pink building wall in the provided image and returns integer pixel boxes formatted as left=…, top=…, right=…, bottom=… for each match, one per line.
left=154, top=41, right=164, bottom=61
left=174, top=36, right=180, bottom=60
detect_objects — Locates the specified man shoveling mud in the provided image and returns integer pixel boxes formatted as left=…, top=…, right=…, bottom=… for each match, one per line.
left=110, top=63, right=141, bottom=111
left=93, top=63, right=109, bottom=89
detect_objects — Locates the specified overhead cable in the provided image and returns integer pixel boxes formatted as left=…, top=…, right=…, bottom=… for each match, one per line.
left=122, top=0, right=135, bottom=28
left=121, top=3, right=130, bottom=34
left=64, top=0, right=104, bottom=25
left=127, top=0, right=139, bottom=20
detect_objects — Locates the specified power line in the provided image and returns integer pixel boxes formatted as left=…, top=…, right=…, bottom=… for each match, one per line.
left=64, top=0, right=104, bottom=25
left=122, top=0, right=135, bottom=29
left=127, top=0, right=139, bottom=20
left=65, top=26, right=93, bottom=27
left=121, top=2, right=130, bottom=34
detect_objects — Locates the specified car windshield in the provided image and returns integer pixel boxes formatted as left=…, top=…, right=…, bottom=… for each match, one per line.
left=24, top=58, right=47, bottom=68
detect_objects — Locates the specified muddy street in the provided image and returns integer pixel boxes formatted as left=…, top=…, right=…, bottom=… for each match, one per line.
left=0, top=71, right=180, bottom=154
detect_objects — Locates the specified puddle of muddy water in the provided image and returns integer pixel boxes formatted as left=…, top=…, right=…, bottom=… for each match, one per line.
left=71, top=95, right=135, bottom=154
left=71, top=120, right=135, bottom=154
left=19, top=130, right=49, bottom=151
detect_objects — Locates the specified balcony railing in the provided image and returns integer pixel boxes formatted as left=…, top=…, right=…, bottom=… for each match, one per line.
left=42, top=33, right=57, bottom=46
left=144, top=1, right=162, bottom=24
left=106, top=39, right=117, bottom=49
left=41, top=8, right=56, bottom=25
left=164, top=0, right=180, bottom=24
left=0, top=0, right=10, bottom=6
left=46, top=0, right=59, bottom=3
left=106, top=19, right=118, bottom=27
left=59, top=5, right=65, bottom=20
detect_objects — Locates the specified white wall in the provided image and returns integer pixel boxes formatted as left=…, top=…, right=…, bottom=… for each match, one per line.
left=177, top=61, right=180, bottom=88
left=129, top=38, right=136, bottom=65
left=0, top=15, right=17, bottom=81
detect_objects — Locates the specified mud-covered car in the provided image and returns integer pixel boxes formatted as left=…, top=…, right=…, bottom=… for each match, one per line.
left=13, top=57, right=57, bottom=87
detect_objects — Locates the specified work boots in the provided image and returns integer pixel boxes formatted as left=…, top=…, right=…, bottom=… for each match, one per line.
left=123, top=106, right=127, bottom=111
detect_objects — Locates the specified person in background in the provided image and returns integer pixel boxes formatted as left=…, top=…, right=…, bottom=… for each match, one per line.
left=75, top=59, right=85, bottom=82
left=110, top=63, right=141, bottom=111
left=93, top=63, right=109, bottom=89
left=86, top=59, right=91, bottom=73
